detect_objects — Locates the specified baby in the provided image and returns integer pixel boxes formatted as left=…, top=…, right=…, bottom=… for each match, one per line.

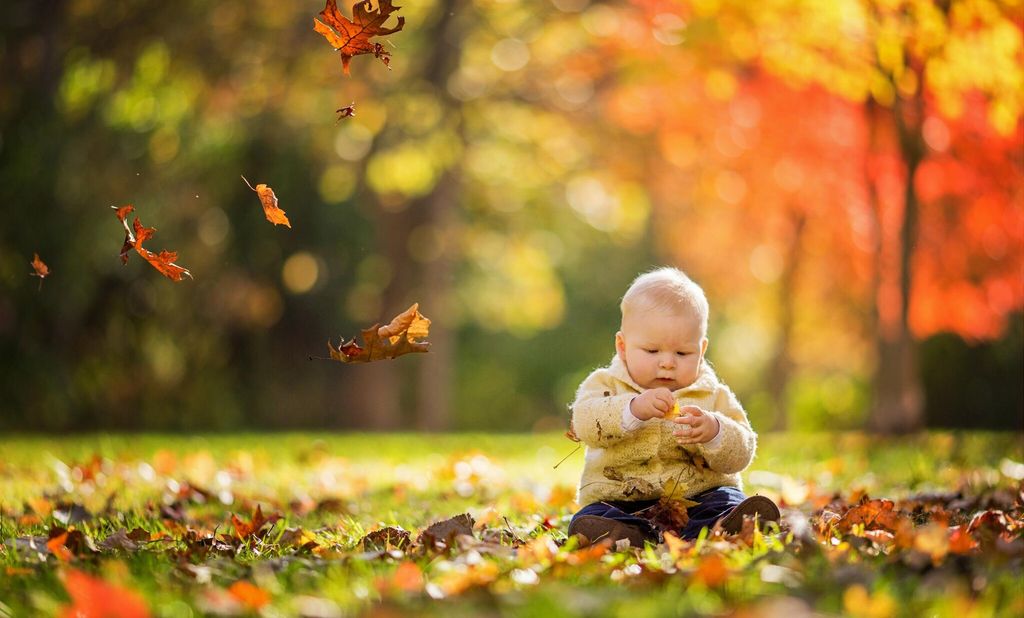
left=568, top=267, right=779, bottom=546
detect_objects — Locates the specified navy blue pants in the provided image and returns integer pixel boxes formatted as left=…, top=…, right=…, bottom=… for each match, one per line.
left=571, top=486, right=747, bottom=540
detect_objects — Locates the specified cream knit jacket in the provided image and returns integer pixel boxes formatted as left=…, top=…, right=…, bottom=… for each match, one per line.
left=572, top=355, right=757, bottom=506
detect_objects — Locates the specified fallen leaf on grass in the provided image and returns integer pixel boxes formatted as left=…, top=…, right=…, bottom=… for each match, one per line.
left=322, top=303, right=431, bottom=363
left=314, top=0, right=405, bottom=75
left=418, top=513, right=475, bottom=551
left=361, top=526, right=412, bottom=551
left=241, top=175, right=291, bottom=228
left=113, top=205, right=192, bottom=281
left=230, top=505, right=281, bottom=541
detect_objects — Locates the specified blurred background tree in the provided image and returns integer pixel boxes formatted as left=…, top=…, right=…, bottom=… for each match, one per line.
left=0, top=0, right=1019, bottom=433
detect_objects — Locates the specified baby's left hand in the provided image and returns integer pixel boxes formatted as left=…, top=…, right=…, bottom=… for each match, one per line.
left=672, top=406, right=720, bottom=445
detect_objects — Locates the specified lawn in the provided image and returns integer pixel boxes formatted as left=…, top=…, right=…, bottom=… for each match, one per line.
left=1, top=432, right=1022, bottom=617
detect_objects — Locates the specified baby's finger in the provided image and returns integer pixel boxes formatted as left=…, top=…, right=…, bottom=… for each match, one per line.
left=680, top=405, right=703, bottom=416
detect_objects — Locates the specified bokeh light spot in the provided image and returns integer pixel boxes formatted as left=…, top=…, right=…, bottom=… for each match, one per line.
left=282, top=252, right=320, bottom=295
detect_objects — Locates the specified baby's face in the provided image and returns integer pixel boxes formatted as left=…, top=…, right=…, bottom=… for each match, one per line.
left=615, top=309, right=708, bottom=391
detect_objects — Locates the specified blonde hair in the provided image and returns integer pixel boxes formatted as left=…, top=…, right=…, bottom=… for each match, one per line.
left=620, top=267, right=709, bottom=336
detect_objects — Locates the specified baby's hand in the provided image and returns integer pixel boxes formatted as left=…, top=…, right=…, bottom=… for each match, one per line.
left=629, top=388, right=674, bottom=421
left=672, top=406, right=720, bottom=444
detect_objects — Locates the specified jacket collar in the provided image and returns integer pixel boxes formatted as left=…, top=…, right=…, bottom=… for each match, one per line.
left=607, top=354, right=719, bottom=395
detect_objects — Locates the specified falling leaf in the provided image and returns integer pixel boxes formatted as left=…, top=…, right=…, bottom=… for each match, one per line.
left=324, top=303, right=431, bottom=363
left=113, top=205, right=192, bottom=282
left=61, top=569, right=151, bottom=618
left=336, top=103, right=356, bottom=122
left=313, top=0, right=405, bottom=75
left=29, top=253, right=50, bottom=289
left=241, top=175, right=291, bottom=228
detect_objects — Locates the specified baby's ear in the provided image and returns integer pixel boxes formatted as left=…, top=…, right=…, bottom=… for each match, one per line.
left=700, top=337, right=709, bottom=356
left=615, top=331, right=626, bottom=360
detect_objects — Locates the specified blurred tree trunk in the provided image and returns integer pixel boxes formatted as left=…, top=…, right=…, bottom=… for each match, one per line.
left=867, top=95, right=925, bottom=434
left=344, top=0, right=464, bottom=430
left=768, top=208, right=806, bottom=432
left=415, top=170, right=458, bottom=430
left=413, top=0, right=464, bottom=431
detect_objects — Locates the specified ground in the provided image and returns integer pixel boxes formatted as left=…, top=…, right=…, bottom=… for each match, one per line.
left=1, top=432, right=1022, bottom=617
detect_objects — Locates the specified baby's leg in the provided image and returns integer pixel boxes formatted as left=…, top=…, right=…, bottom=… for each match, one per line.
left=678, top=486, right=747, bottom=539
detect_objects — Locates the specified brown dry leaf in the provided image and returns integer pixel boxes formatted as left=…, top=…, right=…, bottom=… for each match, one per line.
left=647, top=497, right=691, bottom=534
left=113, top=205, right=192, bottom=282
left=360, top=526, right=411, bottom=551
left=314, top=0, right=405, bottom=75
left=418, top=513, right=475, bottom=550
left=241, top=176, right=290, bottom=228
left=326, top=303, right=430, bottom=363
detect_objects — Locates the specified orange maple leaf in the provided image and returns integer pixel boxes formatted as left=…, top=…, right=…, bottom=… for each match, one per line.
left=241, top=175, right=290, bottom=228
left=30, top=253, right=50, bottom=290
left=113, top=205, right=192, bottom=282
left=313, top=0, right=405, bottom=75
left=324, top=303, right=430, bottom=363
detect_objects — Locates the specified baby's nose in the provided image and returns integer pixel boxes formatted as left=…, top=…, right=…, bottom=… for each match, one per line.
left=659, top=355, right=675, bottom=368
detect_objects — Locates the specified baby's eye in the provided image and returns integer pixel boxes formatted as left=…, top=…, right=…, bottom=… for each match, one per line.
left=643, top=349, right=657, bottom=354
left=676, top=351, right=690, bottom=356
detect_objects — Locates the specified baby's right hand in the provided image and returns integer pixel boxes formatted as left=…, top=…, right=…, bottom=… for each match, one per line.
left=629, top=388, right=675, bottom=421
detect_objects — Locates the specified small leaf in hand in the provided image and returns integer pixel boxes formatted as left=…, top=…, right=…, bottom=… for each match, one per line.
left=241, top=175, right=290, bottom=228
left=336, top=103, right=356, bottom=123
left=113, top=205, right=192, bottom=282
left=29, top=253, right=50, bottom=290
left=314, top=0, right=405, bottom=75
left=323, top=303, right=430, bottom=363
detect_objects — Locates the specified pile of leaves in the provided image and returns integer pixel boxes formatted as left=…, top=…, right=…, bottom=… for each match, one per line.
left=1, top=435, right=1022, bottom=616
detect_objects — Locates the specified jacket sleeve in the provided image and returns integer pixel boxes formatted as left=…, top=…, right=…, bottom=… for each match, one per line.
left=570, top=369, right=636, bottom=448
left=700, top=384, right=757, bottom=474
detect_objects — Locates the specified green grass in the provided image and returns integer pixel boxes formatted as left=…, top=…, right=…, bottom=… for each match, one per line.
left=1, top=431, right=1022, bottom=617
